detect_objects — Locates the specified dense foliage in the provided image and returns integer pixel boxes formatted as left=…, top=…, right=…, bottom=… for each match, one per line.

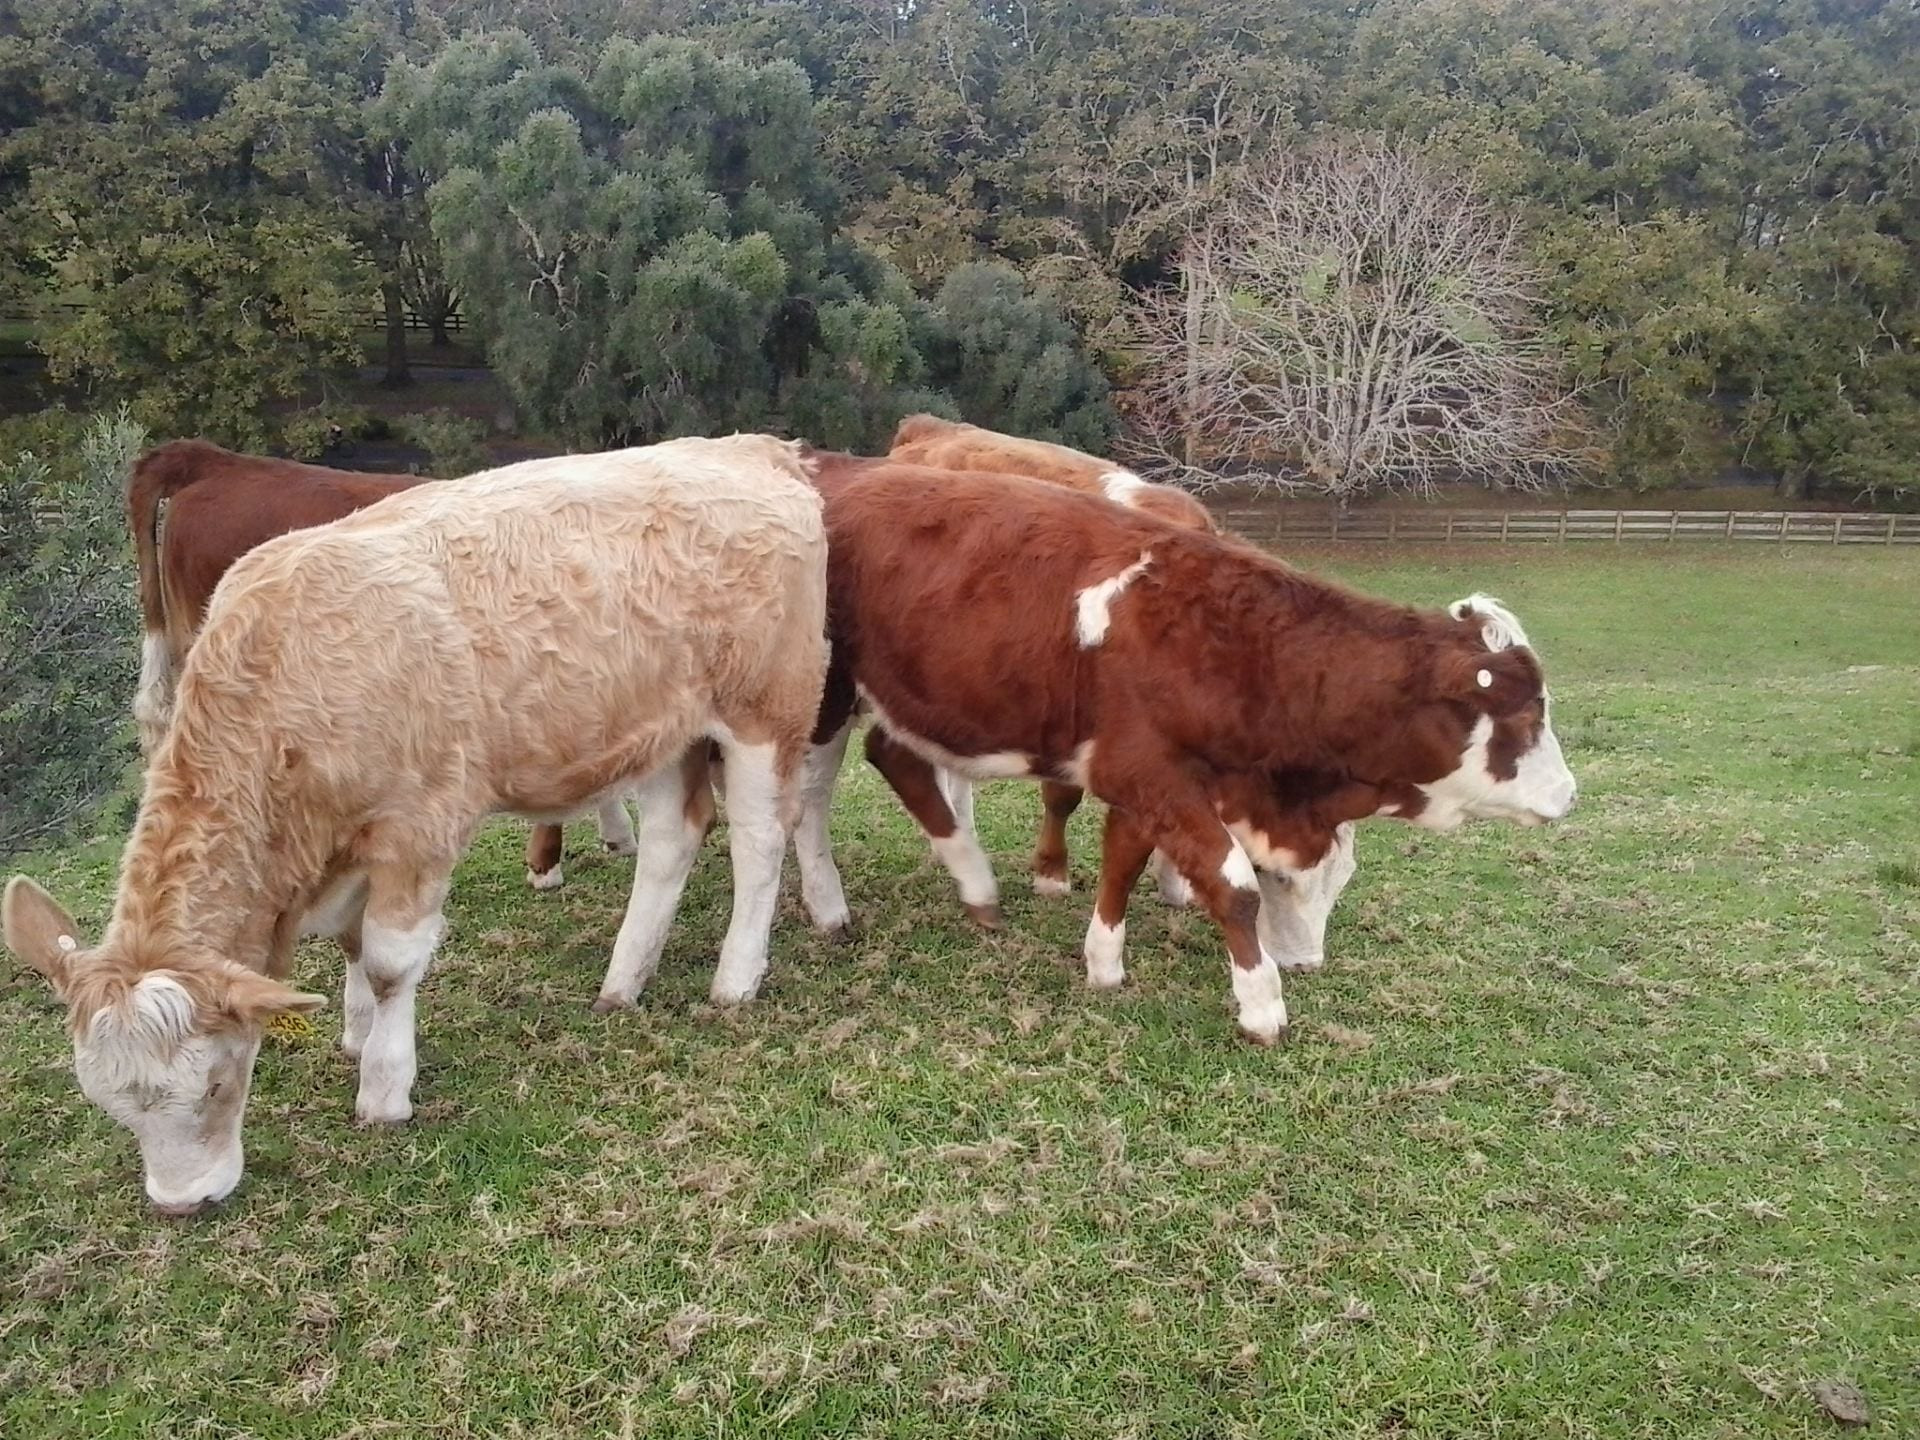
left=0, top=408, right=145, bottom=858
left=0, top=0, right=1914, bottom=495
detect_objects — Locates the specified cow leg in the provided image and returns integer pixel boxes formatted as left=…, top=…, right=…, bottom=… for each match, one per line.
left=1033, top=781, right=1083, bottom=896
left=1083, top=805, right=1157, bottom=989
left=1151, top=850, right=1193, bottom=907
left=353, top=863, right=452, bottom=1125
left=593, top=746, right=714, bottom=1012
left=709, top=731, right=801, bottom=1006
left=595, top=792, right=638, bottom=856
left=940, top=769, right=977, bottom=835
left=525, top=824, right=566, bottom=891
left=864, top=727, right=1001, bottom=929
left=792, top=719, right=854, bottom=937
left=1096, top=766, right=1289, bottom=1045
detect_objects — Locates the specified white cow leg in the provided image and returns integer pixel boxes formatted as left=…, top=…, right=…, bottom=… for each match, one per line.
left=353, top=883, right=447, bottom=1125
left=595, top=791, right=638, bottom=856
left=710, top=739, right=790, bottom=1005
left=1152, top=849, right=1193, bottom=907
left=594, top=756, right=709, bottom=1012
left=793, top=722, right=854, bottom=936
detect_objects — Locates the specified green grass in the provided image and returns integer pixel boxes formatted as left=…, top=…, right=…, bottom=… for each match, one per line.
left=4, top=546, right=1916, bottom=1438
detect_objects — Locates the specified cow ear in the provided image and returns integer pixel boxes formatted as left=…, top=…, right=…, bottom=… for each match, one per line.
left=1439, top=646, right=1540, bottom=718
left=3, top=875, right=87, bottom=998
left=213, top=966, right=327, bottom=1029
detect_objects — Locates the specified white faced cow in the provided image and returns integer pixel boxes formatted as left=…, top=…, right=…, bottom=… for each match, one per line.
left=4, top=435, right=828, bottom=1215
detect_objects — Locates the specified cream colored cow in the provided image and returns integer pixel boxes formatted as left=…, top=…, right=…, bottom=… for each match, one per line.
left=3, top=434, right=829, bottom=1216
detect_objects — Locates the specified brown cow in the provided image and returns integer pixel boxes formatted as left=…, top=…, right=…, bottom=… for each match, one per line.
left=886, top=415, right=1214, bottom=901
left=805, top=453, right=1575, bottom=1044
left=127, top=440, right=632, bottom=876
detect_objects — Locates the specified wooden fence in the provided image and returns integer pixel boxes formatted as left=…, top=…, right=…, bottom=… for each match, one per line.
left=1208, top=506, right=1920, bottom=546
left=2, top=299, right=464, bottom=334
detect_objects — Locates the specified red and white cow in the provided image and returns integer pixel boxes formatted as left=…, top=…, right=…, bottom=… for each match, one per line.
left=887, top=416, right=1219, bottom=904
left=126, top=439, right=636, bottom=879
left=804, top=453, right=1575, bottom=1043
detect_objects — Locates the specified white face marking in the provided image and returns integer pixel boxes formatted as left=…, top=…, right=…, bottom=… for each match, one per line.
left=1219, top=831, right=1259, bottom=891
left=1099, top=469, right=1149, bottom=505
left=858, top=688, right=1032, bottom=780
left=1083, top=914, right=1126, bottom=989
left=1253, top=824, right=1358, bottom=972
left=1416, top=705, right=1577, bottom=829
left=1074, top=550, right=1152, bottom=648
left=74, top=976, right=260, bottom=1214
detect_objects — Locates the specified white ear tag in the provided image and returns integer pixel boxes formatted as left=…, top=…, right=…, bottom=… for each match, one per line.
left=56, top=934, right=78, bottom=952
left=1476, top=668, right=1493, bottom=689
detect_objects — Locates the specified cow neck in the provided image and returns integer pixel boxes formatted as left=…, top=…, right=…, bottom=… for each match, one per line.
left=106, top=739, right=284, bottom=975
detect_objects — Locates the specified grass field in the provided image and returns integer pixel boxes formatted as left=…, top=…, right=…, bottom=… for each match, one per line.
left=3, top=546, right=1916, bottom=1438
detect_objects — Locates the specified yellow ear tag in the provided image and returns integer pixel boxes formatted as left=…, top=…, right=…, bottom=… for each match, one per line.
left=266, top=1012, right=317, bottom=1045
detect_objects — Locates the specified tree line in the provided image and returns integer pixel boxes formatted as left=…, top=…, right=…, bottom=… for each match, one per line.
left=1, top=0, right=1914, bottom=500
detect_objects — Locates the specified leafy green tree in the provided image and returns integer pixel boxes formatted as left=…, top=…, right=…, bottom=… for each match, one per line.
left=0, top=0, right=382, bottom=445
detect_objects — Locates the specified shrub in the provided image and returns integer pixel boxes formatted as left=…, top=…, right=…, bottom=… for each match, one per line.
left=0, top=407, right=148, bottom=858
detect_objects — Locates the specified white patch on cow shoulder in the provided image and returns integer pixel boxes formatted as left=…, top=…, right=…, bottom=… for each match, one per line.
left=858, top=688, right=1032, bottom=780
left=1083, top=914, right=1126, bottom=990
left=1099, top=469, right=1148, bottom=505
left=1075, top=550, right=1152, bottom=648
left=1219, top=831, right=1259, bottom=891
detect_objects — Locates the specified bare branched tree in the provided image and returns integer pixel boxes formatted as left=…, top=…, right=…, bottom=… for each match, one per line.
left=1127, top=142, right=1594, bottom=498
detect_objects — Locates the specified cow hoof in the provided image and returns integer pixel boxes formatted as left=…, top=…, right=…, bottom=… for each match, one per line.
left=589, top=993, right=636, bottom=1014
left=353, top=1102, right=413, bottom=1127
left=1085, top=965, right=1126, bottom=993
left=1032, top=873, right=1071, bottom=897
left=527, top=865, right=564, bottom=892
left=964, top=902, right=1005, bottom=930
left=603, top=838, right=638, bottom=858
left=815, top=918, right=855, bottom=944
left=1274, top=954, right=1325, bottom=974
left=1239, top=1022, right=1290, bottom=1048
left=709, top=982, right=761, bottom=1008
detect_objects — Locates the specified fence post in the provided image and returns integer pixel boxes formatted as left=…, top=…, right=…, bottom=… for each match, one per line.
left=1779, top=513, right=1789, bottom=543
left=1726, top=512, right=1735, bottom=538
left=1445, top=513, right=1455, bottom=543
left=1388, top=512, right=1398, bottom=542
left=1614, top=510, right=1624, bottom=542
left=1559, top=510, right=1568, bottom=542
left=1501, top=512, right=1510, bottom=542
left=1834, top=515, right=1843, bottom=545
left=1889, top=515, right=1899, bottom=546
left=1331, top=508, right=1340, bottom=541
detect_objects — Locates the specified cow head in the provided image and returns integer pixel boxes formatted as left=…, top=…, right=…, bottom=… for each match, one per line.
left=1254, top=821, right=1358, bottom=970
left=1405, top=595, right=1575, bottom=830
left=3, top=876, right=323, bottom=1217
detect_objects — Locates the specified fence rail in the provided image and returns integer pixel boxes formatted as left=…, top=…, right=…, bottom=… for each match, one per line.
left=1, top=299, right=464, bottom=334
left=1209, top=505, right=1920, bottom=546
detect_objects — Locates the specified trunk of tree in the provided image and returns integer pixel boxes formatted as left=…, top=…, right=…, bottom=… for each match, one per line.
left=1774, top=468, right=1808, bottom=501
left=380, top=280, right=411, bottom=388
